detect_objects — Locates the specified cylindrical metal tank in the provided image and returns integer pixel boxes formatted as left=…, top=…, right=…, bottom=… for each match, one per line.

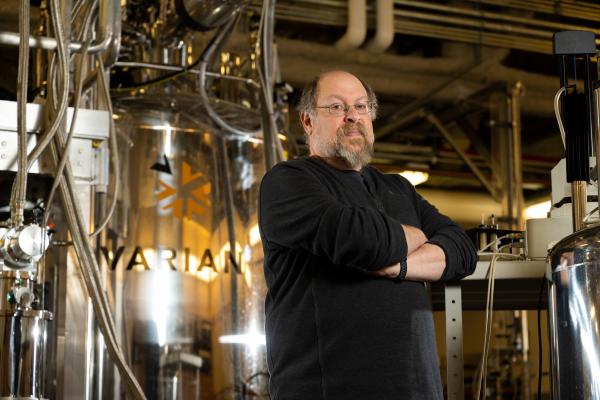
left=548, top=225, right=600, bottom=399
left=113, top=91, right=267, bottom=399
left=0, top=309, right=52, bottom=399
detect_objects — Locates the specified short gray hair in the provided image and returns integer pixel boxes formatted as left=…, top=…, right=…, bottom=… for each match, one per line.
left=297, top=73, right=379, bottom=120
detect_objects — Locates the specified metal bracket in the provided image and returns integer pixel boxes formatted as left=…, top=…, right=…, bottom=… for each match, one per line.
left=445, top=282, right=465, bottom=400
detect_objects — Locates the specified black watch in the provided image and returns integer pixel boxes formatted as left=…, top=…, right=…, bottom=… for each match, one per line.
left=393, top=259, right=407, bottom=282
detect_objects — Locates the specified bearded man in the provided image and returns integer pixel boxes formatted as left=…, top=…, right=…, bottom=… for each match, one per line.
left=258, top=70, right=477, bottom=400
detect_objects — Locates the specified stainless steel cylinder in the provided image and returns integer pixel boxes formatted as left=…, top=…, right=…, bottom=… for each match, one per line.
left=113, top=91, right=267, bottom=399
left=548, top=225, right=600, bottom=399
left=0, top=310, right=52, bottom=399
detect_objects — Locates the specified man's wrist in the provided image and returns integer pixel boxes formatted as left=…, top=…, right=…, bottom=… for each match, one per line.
left=392, top=259, right=408, bottom=282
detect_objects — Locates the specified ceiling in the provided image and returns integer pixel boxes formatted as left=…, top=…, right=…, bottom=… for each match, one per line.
left=246, top=0, right=600, bottom=205
left=0, top=0, right=598, bottom=225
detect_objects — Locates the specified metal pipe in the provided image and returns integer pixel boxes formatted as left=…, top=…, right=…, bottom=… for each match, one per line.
left=113, top=61, right=260, bottom=86
left=395, top=0, right=600, bottom=37
left=271, top=4, right=553, bottom=53
left=426, top=113, right=499, bottom=200
left=571, top=181, right=587, bottom=231
left=461, top=0, right=600, bottom=21
left=335, top=0, right=367, bottom=50
left=267, top=2, right=595, bottom=54
left=216, top=137, right=242, bottom=399
left=510, top=81, right=524, bottom=229
left=366, top=0, right=395, bottom=53
left=0, top=0, right=120, bottom=56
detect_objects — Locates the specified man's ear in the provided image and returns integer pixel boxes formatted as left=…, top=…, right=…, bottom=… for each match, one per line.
left=300, top=112, right=313, bottom=136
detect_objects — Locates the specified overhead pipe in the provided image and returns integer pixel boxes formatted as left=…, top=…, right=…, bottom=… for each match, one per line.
left=426, top=112, right=499, bottom=201
left=267, top=1, right=599, bottom=54
left=335, top=0, right=367, bottom=51
left=0, top=0, right=121, bottom=62
left=366, top=0, right=395, bottom=53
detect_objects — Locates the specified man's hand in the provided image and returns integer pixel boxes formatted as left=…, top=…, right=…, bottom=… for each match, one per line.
left=369, top=262, right=400, bottom=279
left=402, top=225, right=427, bottom=255
left=369, top=242, right=446, bottom=282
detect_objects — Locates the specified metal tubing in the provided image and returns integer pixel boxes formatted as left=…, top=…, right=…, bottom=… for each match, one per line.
left=510, top=81, right=524, bottom=229
left=571, top=181, right=587, bottom=231
left=267, top=1, right=600, bottom=53
left=395, top=0, right=600, bottom=36
left=0, top=0, right=120, bottom=57
left=426, top=113, right=499, bottom=200
left=460, top=0, right=600, bottom=21
left=216, top=137, right=242, bottom=399
left=114, top=61, right=260, bottom=86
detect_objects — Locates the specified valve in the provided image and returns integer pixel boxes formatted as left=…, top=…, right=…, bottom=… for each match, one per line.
left=0, top=224, right=51, bottom=270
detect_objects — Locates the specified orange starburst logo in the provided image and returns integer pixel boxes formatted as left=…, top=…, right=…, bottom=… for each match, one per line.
left=155, top=159, right=211, bottom=221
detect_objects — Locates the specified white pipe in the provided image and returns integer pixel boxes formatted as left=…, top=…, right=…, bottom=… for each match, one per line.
left=366, top=0, right=394, bottom=53
left=335, top=0, right=367, bottom=51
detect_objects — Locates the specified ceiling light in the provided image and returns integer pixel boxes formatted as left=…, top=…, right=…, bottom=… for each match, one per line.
left=399, top=170, right=429, bottom=186
left=524, top=200, right=551, bottom=220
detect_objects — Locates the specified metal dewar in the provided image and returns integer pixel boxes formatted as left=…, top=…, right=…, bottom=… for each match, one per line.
left=113, top=91, right=267, bottom=398
left=548, top=225, right=600, bottom=399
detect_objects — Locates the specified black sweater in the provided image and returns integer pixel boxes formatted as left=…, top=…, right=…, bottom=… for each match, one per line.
left=259, top=157, right=477, bottom=400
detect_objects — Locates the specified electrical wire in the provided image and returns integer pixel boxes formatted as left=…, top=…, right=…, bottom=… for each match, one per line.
left=478, top=234, right=513, bottom=253
left=554, top=87, right=567, bottom=149
left=474, top=254, right=497, bottom=400
left=474, top=248, right=524, bottom=400
left=582, top=205, right=599, bottom=224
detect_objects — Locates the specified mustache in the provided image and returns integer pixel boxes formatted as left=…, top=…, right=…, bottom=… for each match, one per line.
left=338, top=123, right=366, bottom=136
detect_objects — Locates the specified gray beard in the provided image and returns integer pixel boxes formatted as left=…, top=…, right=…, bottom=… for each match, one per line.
left=311, top=124, right=373, bottom=170
left=334, top=137, right=373, bottom=169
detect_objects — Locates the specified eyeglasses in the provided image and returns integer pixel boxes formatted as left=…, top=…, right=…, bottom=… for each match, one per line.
left=314, top=102, right=372, bottom=116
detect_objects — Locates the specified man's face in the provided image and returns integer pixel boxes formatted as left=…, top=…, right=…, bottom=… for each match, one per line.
left=302, top=71, right=375, bottom=170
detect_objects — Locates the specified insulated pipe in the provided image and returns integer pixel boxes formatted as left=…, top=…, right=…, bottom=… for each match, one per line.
left=335, top=0, right=367, bottom=51
left=0, top=0, right=120, bottom=59
left=366, top=0, right=395, bottom=53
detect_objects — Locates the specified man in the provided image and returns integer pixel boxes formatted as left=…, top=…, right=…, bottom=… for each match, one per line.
left=258, top=70, right=477, bottom=399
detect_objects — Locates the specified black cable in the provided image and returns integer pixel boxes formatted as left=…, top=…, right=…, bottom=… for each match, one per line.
left=537, top=275, right=546, bottom=400
left=110, top=54, right=204, bottom=92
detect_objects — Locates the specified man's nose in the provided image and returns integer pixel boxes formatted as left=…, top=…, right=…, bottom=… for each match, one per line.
left=344, top=106, right=360, bottom=122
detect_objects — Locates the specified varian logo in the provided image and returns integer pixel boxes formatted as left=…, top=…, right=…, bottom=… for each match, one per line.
left=152, top=155, right=211, bottom=221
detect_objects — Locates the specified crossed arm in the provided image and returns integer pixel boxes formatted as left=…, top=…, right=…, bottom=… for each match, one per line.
left=259, top=162, right=476, bottom=283
left=370, top=224, right=446, bottom=282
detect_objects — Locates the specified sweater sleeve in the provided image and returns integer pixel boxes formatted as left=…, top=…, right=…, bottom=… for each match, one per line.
left=412, top=190, right=477, bottom=282
left=258, top=163, right=408, bottom=272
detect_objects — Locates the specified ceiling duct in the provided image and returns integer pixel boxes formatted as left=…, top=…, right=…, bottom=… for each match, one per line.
left=175, top=0, right=244, bottom=31
left=366, top=0, right=394, bottom=53
left=335, top=0, right=367, bottom=50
